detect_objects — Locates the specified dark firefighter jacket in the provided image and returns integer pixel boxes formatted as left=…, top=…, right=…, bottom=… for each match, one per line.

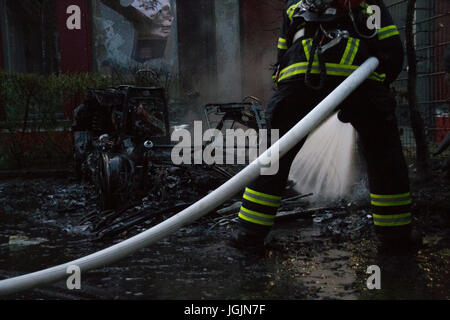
left=275, top=0, right=404, bottom=86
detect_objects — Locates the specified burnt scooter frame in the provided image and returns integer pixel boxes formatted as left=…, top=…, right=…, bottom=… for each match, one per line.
left=201, top=96, right=267, bottom=178
left=203, top=96, right=266, bottom=132
left=73, top=86, right=171, bottom=210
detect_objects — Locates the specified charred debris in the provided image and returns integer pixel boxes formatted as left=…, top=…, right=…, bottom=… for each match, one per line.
left=70, top=84, right=332, bottom=239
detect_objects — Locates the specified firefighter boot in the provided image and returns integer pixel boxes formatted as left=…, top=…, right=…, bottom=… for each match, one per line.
left=377, top=229, right=423, bottom=256
left=229, top=225, right=268, bottom=254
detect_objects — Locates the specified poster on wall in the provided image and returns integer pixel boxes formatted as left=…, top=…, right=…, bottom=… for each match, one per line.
left=93, top=0, right=177, bottom=75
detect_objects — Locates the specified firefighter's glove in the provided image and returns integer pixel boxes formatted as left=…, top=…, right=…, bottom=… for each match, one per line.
left=374, top=50, right=390, bottom=75
left=338, top=100, right=364, bottom=124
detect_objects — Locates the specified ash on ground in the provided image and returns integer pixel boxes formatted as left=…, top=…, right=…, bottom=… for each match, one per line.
left=0, top=169, right=448, bottom=300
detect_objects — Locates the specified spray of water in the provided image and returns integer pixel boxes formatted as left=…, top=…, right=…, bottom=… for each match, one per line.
left=288, top=112, right=368, bottom=204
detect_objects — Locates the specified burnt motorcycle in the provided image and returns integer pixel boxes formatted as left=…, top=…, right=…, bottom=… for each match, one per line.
left=72, top=85, right=170, bottom=210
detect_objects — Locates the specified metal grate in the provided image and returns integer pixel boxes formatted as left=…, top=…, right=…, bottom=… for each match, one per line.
left=386, top=0, right=450, bottom=161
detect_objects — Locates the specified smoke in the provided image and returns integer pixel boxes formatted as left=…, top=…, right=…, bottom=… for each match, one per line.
left=288, top=113, right=369, bottom=205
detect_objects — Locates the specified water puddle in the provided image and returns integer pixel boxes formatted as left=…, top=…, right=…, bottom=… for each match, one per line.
left=0, top=177, right=448, bottom=300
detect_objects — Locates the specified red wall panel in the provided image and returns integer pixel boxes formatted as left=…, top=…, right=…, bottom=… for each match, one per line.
left=56, top=0, right=93, bottom=74
left=56, top=0, right=93, bottom=119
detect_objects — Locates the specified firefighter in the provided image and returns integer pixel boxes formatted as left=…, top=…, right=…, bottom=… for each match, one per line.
left=231, top=0, right=421, bottom=255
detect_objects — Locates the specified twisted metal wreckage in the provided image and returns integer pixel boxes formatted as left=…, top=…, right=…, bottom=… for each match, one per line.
left=71, top=82, right=267, bottom=211
left=70, top=78, right=270, bottom=237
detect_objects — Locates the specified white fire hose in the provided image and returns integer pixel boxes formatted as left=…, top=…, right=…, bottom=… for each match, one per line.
left=0, top=57, right=379, bottom=296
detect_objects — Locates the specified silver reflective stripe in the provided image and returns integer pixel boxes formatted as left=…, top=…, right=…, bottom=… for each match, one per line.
left=303, top=39, right=313, bottom=61
left=239, top=209, right=275, bottom=224
left=282, top=63, right=356, bottom=74
left=373, top=212, right=412, bottom=226
left=377, top=26, right=398, bottom=39
left=343, top=38, right=358, bottom=65
left=327, top=65, right=355, bottom=73
left=373, top=216, right=411, bottom=223
left=287, top=0, right=303, bottom=21
left=293, top=28, right=305, bottom=43
left=278, top=38, right=288, bottom=50
left=244, top=191, right=281, bottom=206
left=278, top=62, right=385, bottom=82
left=370, top=196, right=411, bottom=204
left=286, top=64, right=309, bottom=74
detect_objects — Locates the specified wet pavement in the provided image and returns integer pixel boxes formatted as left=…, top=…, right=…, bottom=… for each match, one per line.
left=0, top=176, right=449, bottom=300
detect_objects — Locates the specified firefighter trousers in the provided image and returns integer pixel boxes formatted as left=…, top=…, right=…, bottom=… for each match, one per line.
left=237, top=79, right=412, bottom=241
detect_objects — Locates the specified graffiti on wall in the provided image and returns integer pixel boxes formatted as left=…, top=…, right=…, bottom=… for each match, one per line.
left=93, top=0, right=176, bottom=75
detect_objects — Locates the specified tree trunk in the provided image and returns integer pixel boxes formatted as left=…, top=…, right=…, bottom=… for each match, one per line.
left=405, top=0, right=430, bottom=179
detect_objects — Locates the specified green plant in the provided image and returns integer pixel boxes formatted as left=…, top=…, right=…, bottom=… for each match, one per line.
left=0, top=72, right=116, bottom=169
left=0, top=67, right=178, bottom=170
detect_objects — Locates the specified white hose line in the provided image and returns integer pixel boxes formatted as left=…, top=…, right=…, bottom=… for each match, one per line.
left=0, top=57, right=379, bottom=296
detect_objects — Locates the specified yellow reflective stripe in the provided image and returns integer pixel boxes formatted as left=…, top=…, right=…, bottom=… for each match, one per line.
left=340, top=38, right=360, bottom=65
left=379, top=30, right=400, bottom=40
left=279, top=62, right=310, bottom=79
left=348, top=40, right=359, bottom=64
left=239, top=208, right=275, bottom=225
left=372, top=212, right=412, bottom=220
left=378, top=25, right=399, bottom=40
left=241, top=206, right=275, bottom=220
left=378, top=25, right=397, bottom=33
left=278, top=62, right=385, bottom=82
left=243, top=194, right=280, bottom=207
left=370, top=72, right=386, bottom=82
left=302, top=39, right=318, bottom=62
left=374, top=220, right=411, bottom=227
left=326, top=66, right=357, bottom=77
left=287, top=5, right=297, bottom=20
left=371, top=199, right=412, bottom=207
left=278, top=38, right=288, bottom=50
left=340, top=39, right=352, bottom=65
left=303, top=39, right=310, bottom=61
left=287, top=0, right=303, bottom=21
left=371, top=192, right=412, bottom=206
left=244, top=187, right=282, bottom=207
left=370, top=192, right=411, bottom=199
left=246, top=188, right=281, bottom=201
left=279, top=62, right=355, bottom=78
left=238, top=213, right=274, bottom=226
left=372, top=212, right=412, bottom=227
